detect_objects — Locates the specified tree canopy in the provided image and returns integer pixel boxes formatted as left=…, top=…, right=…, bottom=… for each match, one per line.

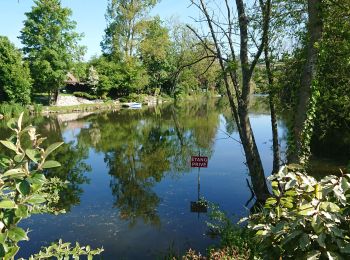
left=19, top=0, right=85, bottom=103
left=0, top=36, right=32, bottom=104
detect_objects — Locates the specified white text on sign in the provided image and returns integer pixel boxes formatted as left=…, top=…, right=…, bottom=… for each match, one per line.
left=191, top=156, right=208, bottom=168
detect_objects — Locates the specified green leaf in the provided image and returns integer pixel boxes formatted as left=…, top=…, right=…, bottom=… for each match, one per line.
left=4, top=246, right=19, bottom=259
left=26, top=194, right=46, bottom=204
left=17, top=112, right=24, bottom=130
left=16, top=180, right=30, bottom=196
left=8, top=227, right=28, bottom=242
left=0, top=140, right=17, bottom=153
left=305, top=250, right=321, bottom=260
left=299, top=204, right=316, bottom=216
left=3, top=168, right=25, bottom=178
left=319, top=202, right=340, bottom=213
left=0, top=199, right=17, bottom=209
left=14, top=153, right=25, bottom=163
left=299, top=233, right=311, bottom=250
left=0, top=244, right=5, bottom=258
left=341, top=177, right=350, bottom=192
left=29, top=173, right=46, bottom=185
left=42, top=160, right=61, bottom=169
left=285, top=179, right=297, bottom=190
left=317, top=233, right=326, bottom=248
left=6, top=118, right=17, bottom=130
left=15, top=205, right=29, bottom=218
left=0, top=231, right=6, bottom=244
left=0, top=155, right=11, bottom=168
left=265, top=197, right=277, bottom=207
left=282, top=230, right=303, bottom=245
left=25, top=149, right=41, bottom=163
left=43, top=142, right=64, bottom=158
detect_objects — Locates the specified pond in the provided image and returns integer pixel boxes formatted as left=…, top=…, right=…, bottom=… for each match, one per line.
left=2, top=97, right=288, bottom=259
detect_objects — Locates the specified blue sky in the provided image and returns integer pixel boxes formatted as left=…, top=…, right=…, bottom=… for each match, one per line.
left=0, top=0, right=197, bottom=59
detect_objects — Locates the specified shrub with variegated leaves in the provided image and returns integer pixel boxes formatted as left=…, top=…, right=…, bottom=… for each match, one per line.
left=0, top=113, right=103, bottom=259
left=247, top=164, right=350, bottom=259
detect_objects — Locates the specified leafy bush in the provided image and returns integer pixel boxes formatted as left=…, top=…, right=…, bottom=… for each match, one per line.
left=183, top=247, right=251, bottom=260
left=73, top=92, right=97, bottom=100
left=0, top=103, right=25, bottom=118
left=0, top=113, right=103, bottom=259
left=247, top=164, right=350, bottom=259
left=32, top=103, right=42, bottom=114
left=118, top=97, right=128, bottom=103
left=207, top=204, right=256, bottom=257
left=0, top=36, right=32, bottom=105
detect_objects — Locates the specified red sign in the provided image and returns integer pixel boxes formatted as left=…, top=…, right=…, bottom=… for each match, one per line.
left=191, top=156, right=208, bottom=168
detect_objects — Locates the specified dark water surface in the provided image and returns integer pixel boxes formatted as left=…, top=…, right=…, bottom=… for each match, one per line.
left=1, top=98, right=288, bottom=259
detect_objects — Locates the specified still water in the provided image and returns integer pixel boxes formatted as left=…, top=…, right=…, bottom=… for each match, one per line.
left=2, top=98, right=287, bottom=259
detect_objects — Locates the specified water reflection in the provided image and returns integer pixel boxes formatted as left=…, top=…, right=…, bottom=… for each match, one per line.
left=0, top=97, right=287, bottom=259
left=74, top=99, right=221, bottom=227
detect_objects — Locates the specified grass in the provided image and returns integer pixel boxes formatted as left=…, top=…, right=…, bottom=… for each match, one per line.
left=43, top=101, right=121, bottom=114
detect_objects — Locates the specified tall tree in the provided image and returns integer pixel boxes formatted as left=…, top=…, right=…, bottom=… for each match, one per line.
left=19, top=0, right=85, bottom=104
left=139, top=17, right=172, bottom=93
left=0, top=36, right=32, bottom=104
left=101, top=0, right=159, bottom=58
left=189, top=0, right=272, bottom=201
left=288, top=0, right=323, bottom=164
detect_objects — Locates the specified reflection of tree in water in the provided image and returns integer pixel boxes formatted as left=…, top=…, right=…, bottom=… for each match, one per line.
left=32, top=117, right=91, bottom=212
left=77, top=99, right=221, bottom=227
left=104, top=125, right=173, bottom=227
left=48, top=143, right=91, bottom=212
left=0, top=116, right=91, bottom=212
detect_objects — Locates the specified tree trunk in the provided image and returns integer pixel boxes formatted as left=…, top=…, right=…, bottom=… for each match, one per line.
left=235, top=0, right=270, bottom=201
left=261, top=0, right=280, bottom=174
left=192, top=0, right=271, bottom=201
left=53, top=89, right=59, bottom=105
left=289, top=0, right=323, bottom=164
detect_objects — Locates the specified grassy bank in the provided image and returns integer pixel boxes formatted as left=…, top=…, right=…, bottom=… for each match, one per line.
left=43, top=101, right=121, bottom=114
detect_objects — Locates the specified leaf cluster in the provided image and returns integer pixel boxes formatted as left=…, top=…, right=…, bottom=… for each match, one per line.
left=248, top=165, right=350, bottom=259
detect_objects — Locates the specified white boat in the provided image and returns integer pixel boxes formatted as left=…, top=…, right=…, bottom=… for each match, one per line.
left=129, top=102, right=142, bottom=109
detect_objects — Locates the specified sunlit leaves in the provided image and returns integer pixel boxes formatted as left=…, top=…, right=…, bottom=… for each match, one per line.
left=8, top=227, right=28, bottom=242
left=0, top=141, right=18, bottom=153
left=41, top=160, right=61, bottom=169
left=248, top=165, right=350, bottom=258
left=43, top=142, right=64, bottom=159
left=0, top=200, right=17, bottom=209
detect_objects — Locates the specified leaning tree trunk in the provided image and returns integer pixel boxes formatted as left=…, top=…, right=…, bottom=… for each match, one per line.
left=235, top=0, right=270, bottom=201
left=289, top=0, right=323, bottom=164
left=191, top=0, right=271, bottom=201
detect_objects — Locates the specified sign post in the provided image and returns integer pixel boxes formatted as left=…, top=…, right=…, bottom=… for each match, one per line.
left=190, top=154, right=209, bottom=216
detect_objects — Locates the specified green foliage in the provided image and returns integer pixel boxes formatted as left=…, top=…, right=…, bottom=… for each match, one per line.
left=0, top=36, right=32, bottom=105
left=275, top=1, right=350, bottom=160
left=0, top=113, right=103, bottom=259
left=310, top=0, right=350, bottom=158
left=248, top=165, right=350, bottom=259
left=19, top=0, right=85, bottom=101
left=139, top=17, right=172, bottom=93
left=0, top=103, right=25, bottom=118
left=90, top=56, right=148, bottom=98
left=101, top=0, right=159, bottom=57
left=23, top=239, right=103, bottom=260
left=207, top=204, right=257, bottom=258
left=73, top=92, right=98, bottom=100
